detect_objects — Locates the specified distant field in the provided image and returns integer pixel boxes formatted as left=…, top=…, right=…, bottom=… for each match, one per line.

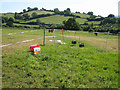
left=86, top=21, right=101, bottom=25
left=14, top=23, right=39, bottom=28
left=27, top=15, right=88, bottom=24
left=2, top=27, right=118, bottom=88
left=27, top=15, right=73, bottom=24
left=72, top=13, right=90, bottom=18
left=76, top=18, right=87, bottom=24
left=2, top=11, right=101, bottom=25
left=2, top=13, right=14, bottom=18
left=24, top=10, right=54, bottom=17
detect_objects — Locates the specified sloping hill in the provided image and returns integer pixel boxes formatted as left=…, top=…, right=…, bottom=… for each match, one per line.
left=2, top=13, right=14, bottom=18
left=72, top=13, right=90, bottom=19
left=3, top=10, right=101, bottom=28
left=23, top=14, right=88, bottom=25
left=24, top=10, right=54, bottom=16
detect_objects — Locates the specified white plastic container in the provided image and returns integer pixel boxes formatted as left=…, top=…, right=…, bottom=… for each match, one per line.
left=34, top=47, right=41, bottom=54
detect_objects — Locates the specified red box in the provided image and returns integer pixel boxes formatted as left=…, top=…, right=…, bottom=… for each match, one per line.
left=30, top=44, right=39, bottom=52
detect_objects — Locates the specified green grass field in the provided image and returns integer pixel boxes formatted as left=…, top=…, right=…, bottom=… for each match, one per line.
left=2, top=13, right=14, bottom=18
left=25, top=15, right=88, bottom=25
left=86, top=21, right=101, bottom=25
left=72, top=13, right=90, bottom=19
left=27, top=15, right=73, bottom=24
left=2, top=27, right=119, bottom=88
left=24, top=10, right=54, bottom=17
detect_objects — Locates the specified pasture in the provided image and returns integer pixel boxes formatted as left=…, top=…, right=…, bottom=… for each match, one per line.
left=24, top=10, right=54, bottom=17
left=2, top=27, right=118, bottom=88
left=26, top=15, right=88, bottom=24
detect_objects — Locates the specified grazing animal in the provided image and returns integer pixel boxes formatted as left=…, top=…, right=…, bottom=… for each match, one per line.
left=49, top=29, right=53, bottom=33
left=94, top=32, right=98, bottom=36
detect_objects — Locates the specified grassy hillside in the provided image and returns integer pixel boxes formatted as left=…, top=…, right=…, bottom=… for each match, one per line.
left=27, top=15, right=74, bottom=24
left=86, top=21, right=101, bottom=25
left=72, top=13, right=90, bottom=18
left=2, top=13, right=14, bottom=18
left=24, top=10, right=54, bottom=17
left=3, top=10, right=102, bottom=28
left=20, top=14, right=88, bottom=25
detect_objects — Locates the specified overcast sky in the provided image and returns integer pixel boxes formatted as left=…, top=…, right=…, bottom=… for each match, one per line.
left=0, top=0, right=119, bottom=17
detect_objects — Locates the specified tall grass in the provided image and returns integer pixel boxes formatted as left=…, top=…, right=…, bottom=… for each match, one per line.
left=2, top=28, right=118, bottom=88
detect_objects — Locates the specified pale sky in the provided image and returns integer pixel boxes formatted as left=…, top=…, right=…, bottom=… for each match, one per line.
left=0, top=0, right=119, bottom=17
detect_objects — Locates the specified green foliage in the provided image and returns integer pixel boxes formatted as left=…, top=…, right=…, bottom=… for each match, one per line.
left=23, top=14, right=30, bottom=21
left=32, top=12, right=38, bottom=18
left=108, top=14, right=115, bottom=18
left=54, top=8, right=60, bottom=14
left=33, top=7, right=38, bottom=10
left=64, top=8, right=71, bottom=15
left=8, top=17, right=14, bottom=22
left=27, top=7, right=32, bottom=12
left=6, top=21, right=13, bottom=27
left=63, top=18, right=80, bottom=30
left=101, top=17, right=116, bottom=25
left=87, top=11, right=93, bottom=15
left=6, top=17, right=14, bottom=27
left=23, top=9, right=27, bottom=13
left=2, top=17, right=8, bottom=23
left=15, top=12, right=24, bottom=20
left=36, top=19, right=41, bottom=25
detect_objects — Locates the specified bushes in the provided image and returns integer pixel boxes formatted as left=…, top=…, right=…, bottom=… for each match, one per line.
left=80, top=25, right=119, bottom=34
left=63, top=18, right=80, bottom=30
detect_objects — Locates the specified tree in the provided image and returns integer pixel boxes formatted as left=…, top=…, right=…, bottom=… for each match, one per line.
left=63, top=18, right=80, bottom=30
left=23, top=9, right=27, bottom=13
left=6, top=21, right=13, bottom=27
left=15, top=13, right=24, bottom=20
left=66, top=8, right=71, bottom=12
left=64, top=8, right=71, bottom=15
left=32, top=12, right=38, bottom=18
left=41, top=8, right=46, bottom=11
left=36, top=19, right=41, bottom=25
left=87, top=11, right=93, bottom=15
left=6, top=17, right=14, bottom=27
left=2, top=17, right=8, bottom=23
left=75, top=11, right=80, bottom=13
left=8, top=17, right=14, bottom=22
left=27, top=7, right=32, bottom=11
left=2, top=17, right=5, bottom=23
left=54, top=8, right=60, bottom=14
left=33, top=7, right=38, bottom=10
left=83, top=12, right=86, bottom=14
left=14, top=12, right=17, bottom=19
left=108, top=14, right=115, bottom=18
left=101, top=17, right=116, bottom=25
left=23, top=14, right=30, bottom=21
